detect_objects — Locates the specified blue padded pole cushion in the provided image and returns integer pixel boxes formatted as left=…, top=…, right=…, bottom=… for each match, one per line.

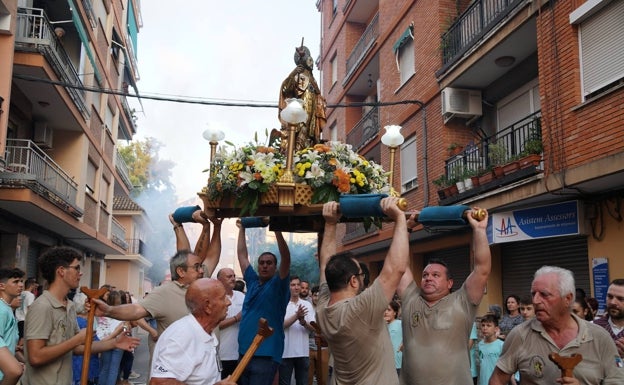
left=418, top=205, right=470, bottom=226
left=172, top=205, right=201, bottom=223
left=339, top=194, right=388, bottom=217
left=240, top=217, right=269, bottom=228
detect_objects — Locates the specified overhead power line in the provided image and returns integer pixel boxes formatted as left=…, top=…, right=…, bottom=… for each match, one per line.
left=13, top=74, right=425, bottom=109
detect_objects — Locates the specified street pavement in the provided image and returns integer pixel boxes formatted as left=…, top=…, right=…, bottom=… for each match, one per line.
left=127, top=328, right=150, bottom=385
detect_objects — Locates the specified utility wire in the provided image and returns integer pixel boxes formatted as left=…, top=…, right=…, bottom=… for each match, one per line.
left=13, top=74, right=425, bottom=109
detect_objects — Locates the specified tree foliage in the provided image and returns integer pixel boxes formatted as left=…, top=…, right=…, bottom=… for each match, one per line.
left=118, top=137, right=177, bottom=283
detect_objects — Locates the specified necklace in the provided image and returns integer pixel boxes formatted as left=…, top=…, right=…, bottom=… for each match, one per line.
left=0, top=296, right=9, bottom=306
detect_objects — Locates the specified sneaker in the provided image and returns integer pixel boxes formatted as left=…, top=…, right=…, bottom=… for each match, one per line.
left=128, top=372, right=140, bottom=379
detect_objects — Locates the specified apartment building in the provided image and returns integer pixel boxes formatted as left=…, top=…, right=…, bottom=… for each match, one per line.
left=317, top=0, right=623, bottom=312
left=0, top=0, right=151, bottom=297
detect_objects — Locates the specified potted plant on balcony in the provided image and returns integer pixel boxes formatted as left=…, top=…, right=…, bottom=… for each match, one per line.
left=447, top=142, right=464, bottom=157
left=463, top=168, right=479, bottom=189
left=488, top=142, right=507, bottom=178
left=519, top=137, right=543, bottom=169
left=433, top=174, right=451, bottom=200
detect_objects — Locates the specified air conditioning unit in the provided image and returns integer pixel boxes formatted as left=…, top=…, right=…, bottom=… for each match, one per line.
left=441, top=87, right=483, bottom=123
left=33, top=121, right=53, bottom=148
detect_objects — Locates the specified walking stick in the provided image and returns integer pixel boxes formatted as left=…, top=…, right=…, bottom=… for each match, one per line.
left=549, top=352, right=582, bottom=379
left=230, top=318, right=274, bottom=382
left=80, top=286, right=108, bottom=385
left=310, top=321, right=328, bottom=385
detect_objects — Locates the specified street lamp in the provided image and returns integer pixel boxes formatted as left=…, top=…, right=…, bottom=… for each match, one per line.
left=202, top=128, right=225, bottom=177
left=277, top=98, right=307, bottom=208
left=381, top=125, right=405, bottom=195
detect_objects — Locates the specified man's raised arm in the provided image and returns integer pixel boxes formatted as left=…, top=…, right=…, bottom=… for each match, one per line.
left=464, top=208, right=490, bottom=305
left=376, top=197, right=409, bottom=301
left=275, top=231, right=290, bottom=279
left=320, top=201, right=341, bottom=284
left=236, top=220, right=250, bottom=273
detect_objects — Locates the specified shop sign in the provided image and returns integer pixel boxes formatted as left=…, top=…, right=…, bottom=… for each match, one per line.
left=488, top=201, right=581, bottom=244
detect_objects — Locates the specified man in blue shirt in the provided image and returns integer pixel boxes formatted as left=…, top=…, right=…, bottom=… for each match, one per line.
left=236, top=220, right=291, bottom=385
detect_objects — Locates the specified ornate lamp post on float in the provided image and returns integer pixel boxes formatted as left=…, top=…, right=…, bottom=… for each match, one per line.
left=276, top=98, right=307, bottom=210
left=202, top=128, right=225, bottom=178
left=380, top=124, right=405, bottom=195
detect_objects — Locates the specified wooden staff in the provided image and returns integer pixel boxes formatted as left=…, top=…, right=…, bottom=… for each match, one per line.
left=310, top=321, right=328, bottom=385
left=80, top=286, right=108, bottom=385
left=230, top=318, right=274, bottom=382
left=548, top=352, right=582, bottom=378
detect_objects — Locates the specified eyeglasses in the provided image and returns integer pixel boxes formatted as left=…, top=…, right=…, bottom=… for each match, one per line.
left=183, top=263, right=204, bottom=272
left=65, top=265, right=81, bottom=272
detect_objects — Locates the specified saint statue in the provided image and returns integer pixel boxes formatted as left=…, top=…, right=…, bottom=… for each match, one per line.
left=276, top=40, right=327, bottom=153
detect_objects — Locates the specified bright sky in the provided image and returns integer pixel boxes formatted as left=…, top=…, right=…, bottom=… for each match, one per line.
left=129, top=0, right=321, bottom=201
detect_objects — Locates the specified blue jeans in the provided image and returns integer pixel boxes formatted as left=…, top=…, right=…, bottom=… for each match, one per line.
left=99, top=348, right=123, bottom=385
left=238, top=356, right=280, bottom=385
left=279, top=357, right=309, bottom=385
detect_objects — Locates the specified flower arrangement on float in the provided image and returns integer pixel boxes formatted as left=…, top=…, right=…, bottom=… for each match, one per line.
left=293, top=141, right=391, bottom=203
left=204, top=137, right=285, bottom=216
left=203, top=136, right=391, bottom=217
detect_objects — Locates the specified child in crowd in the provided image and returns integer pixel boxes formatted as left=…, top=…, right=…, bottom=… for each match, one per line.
left=477, top=313, right=504, bottom=385
left=519, top=295, right=535, bottom=321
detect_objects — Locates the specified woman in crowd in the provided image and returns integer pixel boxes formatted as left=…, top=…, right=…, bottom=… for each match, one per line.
left=498, top=294, right=523, bottom=339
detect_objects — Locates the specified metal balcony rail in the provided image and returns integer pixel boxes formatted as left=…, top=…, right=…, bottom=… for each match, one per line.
left=127, top=238, right=146, bottom=255
left=445, top=111, right=542, bottom=179
left=121, top=97, right=138, bottom=135
left=3, top=139, right=80, bottom=212
left=440, top=0, right=523, bottom=68
left=344, top=13, right=379, bottom=82
left=15, top=7, right=89, bottom=118
left=346, top=106, right=379, bottom=152
left=115, top=149, right=134, bottom=190
left=111, top=218, right=129, bottom=250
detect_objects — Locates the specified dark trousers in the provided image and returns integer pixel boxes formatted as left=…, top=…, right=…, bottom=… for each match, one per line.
left=278, top=357, right=309, bottom=385
left=238, top=356, right=279, bottom=385
left=221, top=360, right=238, bottom=379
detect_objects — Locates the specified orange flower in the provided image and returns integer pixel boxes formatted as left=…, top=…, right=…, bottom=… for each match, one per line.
left=313, top=144, right=331, bottom=153
left=254, top=172, right=262, bottom=181
left=332, top=169, right=351, bottom=193
left=246, top=160, right=255, bottom=166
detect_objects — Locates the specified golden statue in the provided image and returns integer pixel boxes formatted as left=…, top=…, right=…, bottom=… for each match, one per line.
left=276, top=40, right=327, bottom=153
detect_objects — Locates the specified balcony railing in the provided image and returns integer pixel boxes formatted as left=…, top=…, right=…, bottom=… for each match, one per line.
left=2, top=139, right=82, bottom=216
left=127, top=238, right=146, bottom=255
left=344, top=13, right=379, bottom=83
left=445, top=111, right=542, bottom=179
left=115, top=149, right=134, bottom=191
left=111, top=218, right=128, bottom=250
left=121, top=97, right=138, bottom=136
left=346, top=106, right=379, bottom=152
left=440, top=0, right=523, bottom=69
left=15, top=7, right=89, bottom=118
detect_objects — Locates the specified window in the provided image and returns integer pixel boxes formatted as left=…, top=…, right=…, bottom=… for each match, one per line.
left=400, top=136, right=417, bottom=192
left=571, top=0, right=624, bottom=99
left=99, top=177, right=109, bottom=208
left=329, top=121, right=338, bottom=142
left=86, top=160, right=97, bottom=194
left=393, top=25, right=415, bottom=85
left=398, top=39, right=415, bottom=85
left=330, top=54, right=338, bottom=85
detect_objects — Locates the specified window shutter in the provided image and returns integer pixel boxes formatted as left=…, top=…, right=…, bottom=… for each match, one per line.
left=580, top=1, right=624, bottom=96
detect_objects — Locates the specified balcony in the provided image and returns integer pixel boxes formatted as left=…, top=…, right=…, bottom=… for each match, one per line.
left=1, top=139, right=82, bottom=216
left=440, top=0, right=524, bottom=71
left=344, top=13, right=379, bottom=84
left=14, top=7, right=89, bottom=118
left=115, top=149, right=134, bottom=191
left=111, top=218, right=128, bottom=250
left=346, top=106, right=379, bottom=152
left=439, top=111, right=542, bottom=204
left=127, top=238, right=146, bottom=255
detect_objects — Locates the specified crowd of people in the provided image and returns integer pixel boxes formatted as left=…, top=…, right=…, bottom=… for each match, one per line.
left=2, top=201, right=624, bottom=385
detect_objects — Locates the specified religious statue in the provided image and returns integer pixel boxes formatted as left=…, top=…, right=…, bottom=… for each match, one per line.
left=276, top=40, right=327, bottom=154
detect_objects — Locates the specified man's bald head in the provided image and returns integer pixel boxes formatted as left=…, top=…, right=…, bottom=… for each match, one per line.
left=217, top=268, right=236, bottom=291
left=186, top=278, right=225, bottom=314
